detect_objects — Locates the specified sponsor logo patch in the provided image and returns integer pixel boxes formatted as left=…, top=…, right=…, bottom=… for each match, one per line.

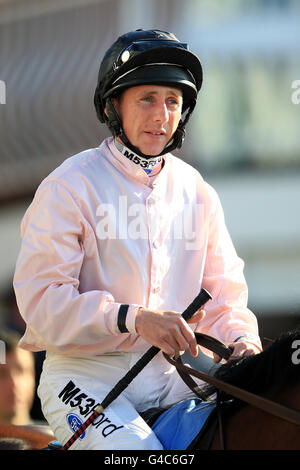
left=67, top=413, right=86, bottom=440
left=59, top=381, right=124, bottom=438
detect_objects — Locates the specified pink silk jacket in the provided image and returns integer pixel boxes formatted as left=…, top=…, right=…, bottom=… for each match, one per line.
left=13, top=137, right=261, bottom=356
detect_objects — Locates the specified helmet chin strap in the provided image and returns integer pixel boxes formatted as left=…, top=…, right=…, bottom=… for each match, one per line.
left=105, top=97, right=196, bottom=160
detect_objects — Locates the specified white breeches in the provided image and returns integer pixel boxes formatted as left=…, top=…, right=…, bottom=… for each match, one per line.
left=38, top=350, right=200, bottom=450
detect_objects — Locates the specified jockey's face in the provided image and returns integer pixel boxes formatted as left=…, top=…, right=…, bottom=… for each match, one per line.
left=113, top=84, right=183, bottom=156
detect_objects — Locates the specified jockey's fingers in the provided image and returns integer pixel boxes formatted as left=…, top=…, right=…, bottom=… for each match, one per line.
left=168, top=309, right=204, bottom=356
left=178, top=324, right=198, bottom=357
left=161, top=321, right=198, bottom=357
left=213, top=352, right=222, bottom=363
left=226, top=342, right=257, bottom=361
left=158, top=331, right=190, bottom=357
left=187, top=308, right=206, bottom=324
left=243, top=349, right=255, bottom=357
left=158, top=339, right=178, bottom=357
left=161, top=324, right=192, bottom=356
left=214, top=341, right=259, bottom=364
left=229, top=341, right=254, bottom=354
left=173, top=334, right=190, bottom=354
left=160, top=336, right=197, bottom=358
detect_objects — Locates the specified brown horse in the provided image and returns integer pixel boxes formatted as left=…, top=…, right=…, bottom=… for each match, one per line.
left=193, top=330, right=300, bottom=450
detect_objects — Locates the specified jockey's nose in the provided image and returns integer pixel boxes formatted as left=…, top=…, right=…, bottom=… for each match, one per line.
left=152, top=100, right=169, bottom=124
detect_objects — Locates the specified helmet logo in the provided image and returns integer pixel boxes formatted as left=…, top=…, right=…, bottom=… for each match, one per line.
left=156, top=32, right=167, bottom=39
left=121, top=50, right=130, bottom=63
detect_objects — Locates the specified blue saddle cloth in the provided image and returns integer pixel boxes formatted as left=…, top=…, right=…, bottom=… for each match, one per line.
left=152, top=398, right=216, bottom=450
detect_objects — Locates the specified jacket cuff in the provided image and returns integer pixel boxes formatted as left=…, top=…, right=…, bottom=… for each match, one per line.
left=117, top=304, right=141, bottom=334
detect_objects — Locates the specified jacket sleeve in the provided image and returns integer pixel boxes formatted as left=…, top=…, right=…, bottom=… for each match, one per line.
left=196, top=183, right=262, bottom=350
left=13, top=179, right=140, bottom=352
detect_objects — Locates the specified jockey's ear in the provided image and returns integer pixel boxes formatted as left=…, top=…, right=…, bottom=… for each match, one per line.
left=104, top=97, right=120, bottom=118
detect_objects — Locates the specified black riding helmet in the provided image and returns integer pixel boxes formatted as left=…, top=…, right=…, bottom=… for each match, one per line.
left=94, top=29, right=203, bottom=159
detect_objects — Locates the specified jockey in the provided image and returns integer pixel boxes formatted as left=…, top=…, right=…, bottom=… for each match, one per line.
left=13, top=29, right=262, bottom=450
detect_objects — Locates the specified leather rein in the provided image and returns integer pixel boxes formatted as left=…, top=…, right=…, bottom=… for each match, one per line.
left=163, top=333, right=300, bottom=445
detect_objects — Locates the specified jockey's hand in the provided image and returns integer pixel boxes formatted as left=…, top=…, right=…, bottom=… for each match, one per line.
left=135, top=307, right=205, bottom=358
left=213, top=340, right=261, bottom=363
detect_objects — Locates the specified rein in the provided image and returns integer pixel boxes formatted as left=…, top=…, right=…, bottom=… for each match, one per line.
left=164, top=333, right=300, bottom=429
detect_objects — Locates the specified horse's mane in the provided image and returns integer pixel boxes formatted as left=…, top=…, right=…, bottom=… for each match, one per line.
left=214, top=330, right=300, bottom=395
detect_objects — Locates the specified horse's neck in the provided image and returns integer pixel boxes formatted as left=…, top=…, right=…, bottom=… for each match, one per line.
left=211, top=380, right=300, bottom=450
left=268, top=380, right=300, bottom=411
